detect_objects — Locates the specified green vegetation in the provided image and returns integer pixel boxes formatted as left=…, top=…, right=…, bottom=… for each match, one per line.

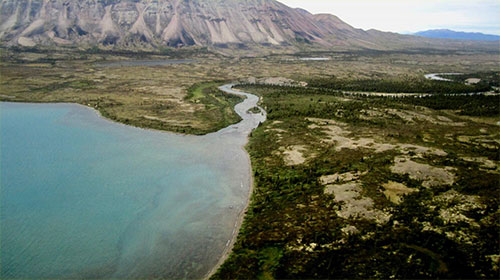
left=396, top=94, right=500, bottom=117
left=213, top=84, right=500, bottom=279
left=0, top=49, right=241, bottom=135
left=307, top=76, right=491, bottom=94
left=247, top=106, right=262, bottom=114
left=186, top=82, right=219, bottom=101
left=2, top=46, right=498, bottom=135
left=237, top=82, right=499, bottom=118
left=440, top=71, right=500, bottom=88
left=1, top=45, right=499, bottom=280
left=185, top=82, right=243, bottom=132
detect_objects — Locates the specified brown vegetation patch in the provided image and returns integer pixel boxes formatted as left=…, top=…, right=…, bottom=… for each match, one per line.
left=465, top=78, right=481, bottom=85
left=143, top=115, right=201, bottom=128
left=244, top=76, right=307, bottom=87
left=325, top=182, right=390, bottom=223
left=307, top=118, right=450, bottom=159
left=391, top=156, right=456, bottom=187
left=436, top=115, right=453, bottom=122
left=359, top=109, right=385, bottom=120
left=457, top=135, right=500, bottom=149
left=307, top=118, right=395, bottom=152
left=382, top=181, right=418, bottom=204
left=386, top=109, right=465, bottom=126
left=266, top=128, right=287, bottom=134
left=462, top=157, right=498, bottom=171
left=398, top=144, right=447, bottom=157
left=319, top=171, right=364, bottom=185
left=429, top=190, right=486, bottom=245
left=282, top=145, right=307, bottom=166
left=0, top=94, right=16, bottom=99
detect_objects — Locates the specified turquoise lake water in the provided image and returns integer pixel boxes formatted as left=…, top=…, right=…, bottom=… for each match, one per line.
left=0, top=101, right=258, bottom=279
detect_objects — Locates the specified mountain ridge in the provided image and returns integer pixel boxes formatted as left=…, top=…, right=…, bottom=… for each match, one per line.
left=0, top=0, right=497, bottom=51
left=414, top=29, right=500, bottom=42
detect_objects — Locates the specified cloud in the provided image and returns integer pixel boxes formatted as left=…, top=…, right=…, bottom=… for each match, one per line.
left=278, top=0, right=500, bottom=35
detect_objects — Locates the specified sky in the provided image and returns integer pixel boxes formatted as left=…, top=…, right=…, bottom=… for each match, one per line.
left=278, top=0, right=500, bottom=35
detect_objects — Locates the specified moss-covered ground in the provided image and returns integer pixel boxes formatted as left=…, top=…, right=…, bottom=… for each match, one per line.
left=213, top=84, right=499, bottom=279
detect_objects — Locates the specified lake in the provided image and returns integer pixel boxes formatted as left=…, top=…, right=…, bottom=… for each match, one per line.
left=0, top=93, right=264, bottom=279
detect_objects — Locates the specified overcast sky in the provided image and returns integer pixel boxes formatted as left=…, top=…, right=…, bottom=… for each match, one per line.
left=278, top=0, right=500, bottom=35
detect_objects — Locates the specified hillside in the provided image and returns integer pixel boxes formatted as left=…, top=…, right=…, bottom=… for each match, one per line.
left=1, top=0, right=497, bottom=51
left=0, top=0, right=346, bottom=48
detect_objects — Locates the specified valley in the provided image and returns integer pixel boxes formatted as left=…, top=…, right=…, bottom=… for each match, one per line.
left=1, top=45, right=499, bottom=279
left=1, top=45, right=498, bottom=135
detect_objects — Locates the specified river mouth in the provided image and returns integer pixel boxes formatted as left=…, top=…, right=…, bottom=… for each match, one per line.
left=0, top=85, right=265, bottom=279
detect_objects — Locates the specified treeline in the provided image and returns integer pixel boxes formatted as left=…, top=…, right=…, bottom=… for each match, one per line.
left=238, top=83, right=499, bottom=117
left=396, top=95, right=500, bottom=117
left=237, top=84, right=364, bottom=122
left=440, top=72, right=500, bottom=87
left=237, top=83, right=342, bottom=96
left=307, top=77, right=491, bottom=94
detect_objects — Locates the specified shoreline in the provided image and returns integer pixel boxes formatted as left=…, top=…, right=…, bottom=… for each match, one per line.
left=204, top=146, right=254, bottom=280
left=0, top=100, right=212, bottom=138
left=204, top=84, right=266, bottom=279
left=1, top=84, right=266, bottom=279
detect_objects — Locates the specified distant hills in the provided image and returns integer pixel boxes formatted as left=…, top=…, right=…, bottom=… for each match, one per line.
left=414, top=29, right=500, bottom=42
left=0, top=0, right=497, bottom=51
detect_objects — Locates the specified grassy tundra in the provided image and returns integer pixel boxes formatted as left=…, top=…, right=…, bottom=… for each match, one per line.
left=213, top=83, right=499, bottom=279
left=1, top=46, right=499, bottom=279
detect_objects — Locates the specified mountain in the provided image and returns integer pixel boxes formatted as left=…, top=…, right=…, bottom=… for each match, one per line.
left=414, top=29, right=500, bottom=42
left=0, top=0, right=331, bottom=48
left=0, top=0, right=497, bottom=51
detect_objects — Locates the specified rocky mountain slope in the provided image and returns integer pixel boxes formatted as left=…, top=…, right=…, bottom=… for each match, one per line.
left=0, top=0, right=496, bottom=51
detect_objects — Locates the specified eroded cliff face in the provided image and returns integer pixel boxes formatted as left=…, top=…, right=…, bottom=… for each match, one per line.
left=0, top=0, right=350, bottom=48
left=3, top=0, right=489, bottom=51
